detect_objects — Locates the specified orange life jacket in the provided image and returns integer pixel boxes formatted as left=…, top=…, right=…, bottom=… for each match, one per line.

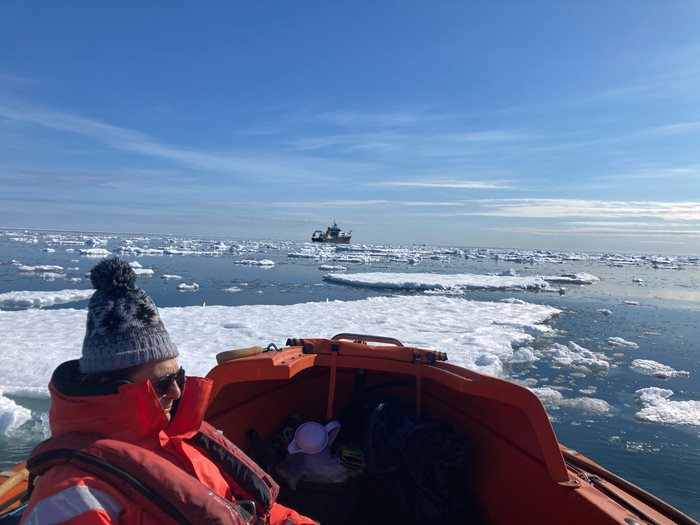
left=27, top=422, right=279, bottom=524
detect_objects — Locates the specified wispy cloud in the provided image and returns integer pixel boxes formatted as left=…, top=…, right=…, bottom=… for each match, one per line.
left=377, top=180, right=513, bottom=190
left=486, top=225, right=700, bottom=239
left=312, top=109, right=455, bottom=128
left=594, top=165, right=700, bottom=183
left=472, top=199, right=700, bottom=221
left=0, top=102, right=376, bottom=183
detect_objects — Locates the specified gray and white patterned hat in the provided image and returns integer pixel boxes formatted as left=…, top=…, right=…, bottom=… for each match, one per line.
left=79, top=257, right=178, bottom=374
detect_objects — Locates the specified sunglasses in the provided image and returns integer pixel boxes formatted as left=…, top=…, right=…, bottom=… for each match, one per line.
left=153, top=367, right=185, bottom=397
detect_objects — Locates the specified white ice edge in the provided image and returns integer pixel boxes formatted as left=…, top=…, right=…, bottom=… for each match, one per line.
left=0, top=295, right=559, bottom=398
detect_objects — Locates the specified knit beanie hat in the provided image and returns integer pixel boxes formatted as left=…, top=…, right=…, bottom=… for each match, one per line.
left=79, top=257, right=179, bottom=374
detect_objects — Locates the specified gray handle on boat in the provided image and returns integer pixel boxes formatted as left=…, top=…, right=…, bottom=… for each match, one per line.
left=331, top=333, right=404, bottom=347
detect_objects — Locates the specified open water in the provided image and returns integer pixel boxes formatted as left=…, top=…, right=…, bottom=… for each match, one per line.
left=1, top=230, right=699, bottom=520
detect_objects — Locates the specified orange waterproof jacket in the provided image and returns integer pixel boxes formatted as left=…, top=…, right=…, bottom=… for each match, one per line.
left=20, top=360, right=315, bottom=525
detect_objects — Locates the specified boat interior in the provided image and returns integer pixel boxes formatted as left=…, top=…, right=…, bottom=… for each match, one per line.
left=206, top=336, right=690, bottom=525
left=1, top=335, right=694, bottom=524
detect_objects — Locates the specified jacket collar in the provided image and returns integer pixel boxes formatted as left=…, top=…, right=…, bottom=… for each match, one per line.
left=49, top=360, right=212, bottom=444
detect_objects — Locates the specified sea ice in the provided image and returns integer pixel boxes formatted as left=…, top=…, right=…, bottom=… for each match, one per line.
left=17, top=264, right=64, bottom=273
left=630, top=359, right=690, bottom=379
left=0, top=295, right=559, bottom=396
left=530, top=387, right=612, bottom=415
left=0, top=391, right=32, bottom=435
left=234, top=259, right=275, bottom=267
left=541, top=342, right=610, bottom=373
left=323, top=272, right=552, bottom=292
left=607, top=337, right=639, bottom=349
left=79, top=248, right=111, bottom=257
left=635, top=387, right=700, bottom=426
left=0, top=289, right=94, bottom=309
left=177, top=283, right=200, bottom=291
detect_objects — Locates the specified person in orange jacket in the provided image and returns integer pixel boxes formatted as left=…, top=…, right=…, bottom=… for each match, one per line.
left=21, top=257, right=316, bottom=525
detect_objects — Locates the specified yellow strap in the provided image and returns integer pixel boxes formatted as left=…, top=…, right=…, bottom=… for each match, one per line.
left=0, top=468, right=29, bottom=499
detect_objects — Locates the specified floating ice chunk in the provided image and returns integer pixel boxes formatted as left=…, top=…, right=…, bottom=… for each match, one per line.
left=319, top=265, right=347, bottom=271
left=490, top=268, right=518, bottom=277
left=234, top=259, right=276, bottom=267
left=607, top=337, right=639, bottom=349
left=177, top=283, right=200, bottom=291
left=43, top=248, right=56, bottom=253
left=129, top=261, right=154, bottom=276
left=597, top=309, right=613, bottom=316
left=17, top=264, right=64, bottom=273
left=633, top=278, right=645, bottom=285
left=530, top=387, right=612, bottom=415
left=288, top=251, right=321, bottom=259
left=541, top=272, right=600, bottom=285
left=630, top=359, right=690, bottom=379
left=623, top=300, right=640, bottom=306
left=508, top=348, right=539, bottom=364
left=223, top=287, right=242, bottom=293
left=0, top=391, right=32, bottom=435
left=542, top=342, right=610, bottom=373
left=635, top=387, right=700, bottom=426
left=79, top=248, right=111, bottom=257
left=323, top=272, right=552, bottom=292
left=161, top=274, right=183, bottom=280
left=0, top=289, right=94, bottom=309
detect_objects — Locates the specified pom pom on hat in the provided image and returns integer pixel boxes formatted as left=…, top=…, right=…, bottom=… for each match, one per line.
left=90, top=257, right=137, bottom=293
left=80, top=257, right=178, bottom=374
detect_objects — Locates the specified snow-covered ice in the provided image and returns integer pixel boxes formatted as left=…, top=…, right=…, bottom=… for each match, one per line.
left=234, top=259, right=275, bottom=267
left=530, top=387, right=612, bottom=415
left=0, top=289, right=94, bottom=309
left=323, top=272, right=553, bottom=292
left=607, top=337, right=639, bottom=349
left=540, top=342, right=610, bottom=373
left=635, top=388, right=700, bottom=426
left=0, top=295, right=559, bottom=397
left=630, top=359, right=690, bottom=379
left=0, top=391, right=32, bottom=434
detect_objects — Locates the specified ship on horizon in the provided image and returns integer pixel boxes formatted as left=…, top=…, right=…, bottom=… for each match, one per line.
left=311, top=221, right=352, bottom=243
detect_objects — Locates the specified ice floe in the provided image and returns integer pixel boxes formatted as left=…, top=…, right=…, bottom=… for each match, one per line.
left=530, top=387, right=612, bottom=415
left=17, top=264, right=64, bottom=273
left=323, top=272, right=553, bottom=292
left=234, top=259, right=276, bottom=267
left=79, top=248, right=111, bottom=257
left=177, top=283, right=200, bottom=292
left=630, top=359, right=690, bottom=379
left=540, top=342, right=610, bottom=373
left=0, top=295, right=559, bottom=396
left=635, top=388, right=700, bottom=426
left=0, top=289, right=94, bottom=309
left=0, top=391, right=32, bottom=434
left=607, top=337, right=639, bottom=349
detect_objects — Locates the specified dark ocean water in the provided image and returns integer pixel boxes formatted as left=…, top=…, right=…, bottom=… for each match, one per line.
left=1, top=231, right=699, bottom=519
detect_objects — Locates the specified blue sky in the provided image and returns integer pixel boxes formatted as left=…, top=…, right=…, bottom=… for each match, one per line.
left=1, top=2, right=700, bottom=254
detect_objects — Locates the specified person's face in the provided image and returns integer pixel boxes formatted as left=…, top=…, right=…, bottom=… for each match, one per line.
left=130, top=358, right=182, bottom=421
